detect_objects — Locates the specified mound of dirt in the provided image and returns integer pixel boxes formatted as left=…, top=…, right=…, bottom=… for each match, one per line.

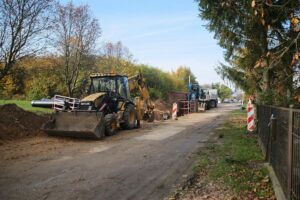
left=0, top=104, right=48, bottom=141
left=154, top=99, right=171, bottom=112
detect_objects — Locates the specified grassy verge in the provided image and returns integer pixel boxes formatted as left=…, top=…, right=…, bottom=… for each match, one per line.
left=172, top=110, right=275, bottom=199
left=0, top=100, right=52, bottom=114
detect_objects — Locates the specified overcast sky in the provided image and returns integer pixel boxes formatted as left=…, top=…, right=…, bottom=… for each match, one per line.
left=66, top=0, right=226, bottom=85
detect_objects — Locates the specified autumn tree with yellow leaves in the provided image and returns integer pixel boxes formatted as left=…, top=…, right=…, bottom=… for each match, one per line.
left=53, top=2, right=101, bottom=97
left=0, top=0, right=199, bottom=101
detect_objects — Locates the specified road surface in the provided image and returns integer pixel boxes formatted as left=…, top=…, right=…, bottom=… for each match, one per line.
left=0, top=104, right=239, bottom=200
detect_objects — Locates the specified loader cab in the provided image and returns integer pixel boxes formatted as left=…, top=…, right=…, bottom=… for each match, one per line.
left=89, top=74, right=131, bottom=99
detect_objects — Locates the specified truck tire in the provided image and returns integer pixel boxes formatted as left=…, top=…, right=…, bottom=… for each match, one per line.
left=209, top=100, right=216, bottom=108
left=120, top=104, right=136, bottom=130
left=104, top=114, right=118, bottom=136
left=205, top=102, right=210, bottom=110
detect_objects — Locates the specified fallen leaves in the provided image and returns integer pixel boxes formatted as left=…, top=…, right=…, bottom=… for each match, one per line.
left=254, top=58, right=267, bottom=68
left=266, top=0, right=273, bottom=6
left=167, top=112, right=276, bottom=200
left=291, top=16, right=300, bottom=32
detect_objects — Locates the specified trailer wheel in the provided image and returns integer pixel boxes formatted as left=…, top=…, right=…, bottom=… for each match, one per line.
left=104, top=114, right=118, bottom=136
left=120, top=104, right=136, bottom=130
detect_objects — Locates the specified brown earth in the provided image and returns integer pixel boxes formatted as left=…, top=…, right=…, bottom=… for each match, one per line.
left=0, top=104, right=48, bottom=142
left=0, top=104, right=239, bottom=200
left=0, top=101, right=169, bottom=143
left=154, top=99, right=172, bottom=111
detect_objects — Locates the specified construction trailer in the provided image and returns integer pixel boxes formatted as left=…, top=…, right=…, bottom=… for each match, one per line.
left=168, top=84, right=219, bottom=115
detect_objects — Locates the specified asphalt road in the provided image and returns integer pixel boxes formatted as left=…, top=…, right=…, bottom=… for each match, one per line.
left=0, top=103, right=239, bottom=200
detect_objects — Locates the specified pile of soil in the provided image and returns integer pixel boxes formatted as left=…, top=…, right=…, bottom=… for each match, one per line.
left=0, top=104, right=48, bottom=141
left=154, top=99, right=172, bottom=112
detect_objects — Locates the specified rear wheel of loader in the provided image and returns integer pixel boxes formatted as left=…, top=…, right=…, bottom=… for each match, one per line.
left=104, top=114, right=118, bottom=136
left=120, top=104, right=136, bottom=130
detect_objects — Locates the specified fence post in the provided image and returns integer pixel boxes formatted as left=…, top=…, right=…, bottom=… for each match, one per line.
left=287, top=105, right=293, bottom=200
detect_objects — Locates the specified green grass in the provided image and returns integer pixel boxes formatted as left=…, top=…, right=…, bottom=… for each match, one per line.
left=0, top=100, right=53, bottom=114
left=194, top=110, right=275, bottom=198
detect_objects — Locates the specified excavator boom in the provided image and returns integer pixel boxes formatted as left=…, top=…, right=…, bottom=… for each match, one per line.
left=128, top=73, right=155, bottom=121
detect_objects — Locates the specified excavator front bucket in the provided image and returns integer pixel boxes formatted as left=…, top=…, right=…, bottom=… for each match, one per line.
left=42, top=112, right=105, bottom=139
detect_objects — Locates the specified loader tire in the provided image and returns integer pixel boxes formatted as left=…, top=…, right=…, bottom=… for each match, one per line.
left=104, top=114, right=118, bottom=136
left=120, top=104, right=136, bottom=130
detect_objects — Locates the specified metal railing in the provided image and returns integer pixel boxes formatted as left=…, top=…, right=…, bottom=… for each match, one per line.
left=257, top=105, right=300, bottom=200
left=53, top=95, right=80, bottom=111
left=178, top=100, right=198, bottom=115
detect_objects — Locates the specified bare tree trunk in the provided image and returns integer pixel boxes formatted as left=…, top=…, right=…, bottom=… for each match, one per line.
left=0, top=0, right=53, bottom=81
left=53, top=2, right=100, bottom=97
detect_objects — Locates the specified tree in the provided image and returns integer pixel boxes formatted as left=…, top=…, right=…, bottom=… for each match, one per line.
left=171, top=66, right=197, bottom=92
left=0, top=0, right=53, bottom=81
left=53, top=2, right=101, bottom=97
left=136, top=64, right=174, bottom=100
left=21, top=56, right=63, bottom=99
left=97, top=41, right=135, bottom=74
left=210, top=82, right=232, bottom=101
left=218, top=84, right=232, bottom=101
left=197, top=0, right=300, bottom=107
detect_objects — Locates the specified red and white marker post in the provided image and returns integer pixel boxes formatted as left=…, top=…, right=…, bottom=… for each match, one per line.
left=172, top=102, right=178, bottom=120
left=247, top=99, right=255, bottom=132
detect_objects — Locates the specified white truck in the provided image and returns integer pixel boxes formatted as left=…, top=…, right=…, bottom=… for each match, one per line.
left=199, top=88, right=218, bottom=109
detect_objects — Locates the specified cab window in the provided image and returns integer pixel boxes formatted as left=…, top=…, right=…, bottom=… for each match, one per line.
left=117, top=77, right=130, bottom=98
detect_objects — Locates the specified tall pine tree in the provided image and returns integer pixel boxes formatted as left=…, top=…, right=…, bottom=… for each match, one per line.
left=197, top=0, right=300, bottom=107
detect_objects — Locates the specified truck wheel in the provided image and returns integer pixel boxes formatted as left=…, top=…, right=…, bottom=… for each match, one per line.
left=210, top=100, right=216, bottom=108
left=206, top=102, right=210, bottom=110
left=104, top=114, right=118, bottom=136
left=120, top=104, right=136, bottom=130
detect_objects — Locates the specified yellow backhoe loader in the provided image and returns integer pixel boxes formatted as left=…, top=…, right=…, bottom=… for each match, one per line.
left=42, top=72, right=154, bottom=139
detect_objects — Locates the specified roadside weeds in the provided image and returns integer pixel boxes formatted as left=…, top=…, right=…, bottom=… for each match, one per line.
left=167, top=110, right=276, bottom=200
